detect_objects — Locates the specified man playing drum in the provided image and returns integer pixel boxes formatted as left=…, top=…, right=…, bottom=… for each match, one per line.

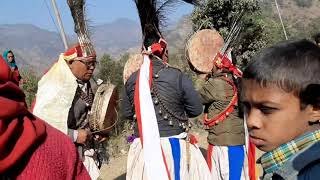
left=122, top=0, right=211, bottom=179
left=32, top=1, right=108, bottom=179
left=186, top=29, right=252, bottom=180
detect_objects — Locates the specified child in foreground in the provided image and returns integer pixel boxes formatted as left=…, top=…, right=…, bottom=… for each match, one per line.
left=241, top=39, right=320, bottom=179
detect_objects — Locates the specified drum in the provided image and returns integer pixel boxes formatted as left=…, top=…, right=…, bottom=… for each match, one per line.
left=123, top=53, right=143, bottom=84
left=88, top=83, right=119, bottom=135
left=186, top=29, right=224, bottom=73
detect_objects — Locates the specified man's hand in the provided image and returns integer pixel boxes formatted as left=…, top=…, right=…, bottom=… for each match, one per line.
left=76, top=129, right=91, bottom=144
left=94, top=134, right=108, bottom=143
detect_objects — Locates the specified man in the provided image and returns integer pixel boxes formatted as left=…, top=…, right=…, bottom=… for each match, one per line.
left=0, top=55, right=90, bottom=179
left=32, top=1, right=102, bottom=179
left=122, top=0, right=211, bottom=179
left=32, top=44, right=100, bottom=179
left=241, top=39, right=320, bottom=179
left=197, top=50, right=249, bottom=180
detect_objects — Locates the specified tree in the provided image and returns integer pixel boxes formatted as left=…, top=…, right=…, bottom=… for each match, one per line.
left=20, top=69, right=39, bottom=108
left=191, top=0, right=268, bottom=68
left=97, top=53, right=128, bottom=95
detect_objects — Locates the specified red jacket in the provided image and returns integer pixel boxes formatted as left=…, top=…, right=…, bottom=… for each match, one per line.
left=13, top=123, right=91, bottom=180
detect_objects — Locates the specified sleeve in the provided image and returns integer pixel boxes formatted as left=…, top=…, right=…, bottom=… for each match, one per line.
left=67, top=128, right=78, bottom=142
left=181, top=74, right=203, bottom=117
left=121, top=87, right=134, bottom=120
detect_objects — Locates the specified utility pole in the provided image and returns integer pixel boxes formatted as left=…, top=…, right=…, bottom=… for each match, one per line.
left=51, top=0, right=69, bottom=50
left=274, top=0, right=288, bottom=40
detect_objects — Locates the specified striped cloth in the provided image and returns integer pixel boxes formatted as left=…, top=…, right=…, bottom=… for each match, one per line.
left=126, top=135, right=212, bottom=180
left=260, top=129, right=320, bottom=174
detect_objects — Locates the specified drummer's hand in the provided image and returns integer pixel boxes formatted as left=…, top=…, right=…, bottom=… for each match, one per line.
left=94, top=135, right=107, bottom=143
left=76, top=129, right=91, bottom=144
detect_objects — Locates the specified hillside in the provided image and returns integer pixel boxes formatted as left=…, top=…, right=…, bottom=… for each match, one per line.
left=261, top=0, right=320, bottom=41
left=1, top=0, right=320, bottom=72
left=0, top=17, right=193, bottom=72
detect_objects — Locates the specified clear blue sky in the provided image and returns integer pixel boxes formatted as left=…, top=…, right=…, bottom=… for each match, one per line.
left=0, top=0, right=194, bottom=34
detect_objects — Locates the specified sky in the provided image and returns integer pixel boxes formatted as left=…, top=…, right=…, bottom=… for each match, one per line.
left=0, top=0, right=194, bottom=34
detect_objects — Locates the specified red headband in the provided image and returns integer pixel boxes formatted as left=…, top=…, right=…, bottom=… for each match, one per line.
left=63, top=44, right=96, bottom=61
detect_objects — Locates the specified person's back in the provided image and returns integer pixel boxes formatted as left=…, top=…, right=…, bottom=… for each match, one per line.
left=5, top=124, right=90, bottom=180
left=198, top=73, right=245, bottom=146
left=124, top=57, right=202, bottom=137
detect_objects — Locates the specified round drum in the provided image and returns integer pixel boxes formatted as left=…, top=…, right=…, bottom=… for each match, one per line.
left=186, top=29, right=224, bottom=73
left=88, top=83, right=119, bottom=135
left=123, top=53, right=143, bottom=84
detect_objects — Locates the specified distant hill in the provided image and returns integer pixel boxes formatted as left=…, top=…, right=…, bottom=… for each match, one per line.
left=261, top=0, right=320, bottom=39
left=0, top=19, right=142, bottom=71
left=0, top=17, right=193, bottom=72
left=2, top=0, right=319, bottom=72
left=0, top=24, right=64, bottom=70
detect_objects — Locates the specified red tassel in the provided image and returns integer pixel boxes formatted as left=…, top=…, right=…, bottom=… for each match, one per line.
left=248, top=141, right=256, bottom=180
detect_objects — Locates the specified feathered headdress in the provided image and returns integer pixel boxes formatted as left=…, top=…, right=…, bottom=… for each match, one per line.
left=134, top=0, right=199, bottom=51
left=65, top=0, right=96, bottom=60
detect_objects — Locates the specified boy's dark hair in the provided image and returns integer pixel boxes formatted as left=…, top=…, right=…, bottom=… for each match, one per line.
left=243, top=39, right=320, bottom=107
left=313, top=33, right=320, bottom=45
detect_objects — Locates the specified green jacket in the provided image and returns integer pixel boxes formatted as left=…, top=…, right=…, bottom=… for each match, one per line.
left=197, top=73, right=245, bottom=146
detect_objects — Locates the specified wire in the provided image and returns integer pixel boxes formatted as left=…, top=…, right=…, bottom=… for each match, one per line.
left=274, top=0, right=288, bottom=40
left=43, top=0, right=59, bottom=33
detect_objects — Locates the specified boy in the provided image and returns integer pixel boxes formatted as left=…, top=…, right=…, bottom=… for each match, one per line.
left=241, top=39, right=320, bottom=179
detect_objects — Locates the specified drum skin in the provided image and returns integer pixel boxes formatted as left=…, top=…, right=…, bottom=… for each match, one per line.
left=89, top=83, right=119, bottom=135
left=123, top=53, right=143, bottom=84
left=186, top=29, right=224, bottom=73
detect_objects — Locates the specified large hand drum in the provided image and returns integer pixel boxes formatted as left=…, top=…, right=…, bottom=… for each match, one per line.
left=123, top=53, right=143, bottom=84
left=89, top=83, right=119, bottom=135
left=186, top=29, right=224, bottom=73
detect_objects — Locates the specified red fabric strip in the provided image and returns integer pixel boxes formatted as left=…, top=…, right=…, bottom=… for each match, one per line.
left=161, top=147, right=171, bottom=180
left=134, top=70, right=144, bottom=144
left=248, top=141, right=256, bottom=180
left=207, top=144, right=213, bottom=172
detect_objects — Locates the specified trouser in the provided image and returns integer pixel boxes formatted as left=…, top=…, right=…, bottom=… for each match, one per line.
left=207, top=145, right=249, bottom=180
left=126, top=137, right=212, bottom=180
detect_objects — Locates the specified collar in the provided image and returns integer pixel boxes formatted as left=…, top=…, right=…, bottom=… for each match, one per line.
left=260, top=129, right=320, bottom=174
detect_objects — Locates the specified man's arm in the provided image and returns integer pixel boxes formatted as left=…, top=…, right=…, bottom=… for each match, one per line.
left=181, top=74, right=203, bottom=117
left=121, top=87, right=134, bottom=120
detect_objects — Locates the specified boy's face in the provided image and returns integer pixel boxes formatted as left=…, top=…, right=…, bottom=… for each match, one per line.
left=241, top=79, right=315, bottom=152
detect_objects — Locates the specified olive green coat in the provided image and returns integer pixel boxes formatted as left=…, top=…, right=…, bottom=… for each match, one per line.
left=197, top=74, right=245, bottom=146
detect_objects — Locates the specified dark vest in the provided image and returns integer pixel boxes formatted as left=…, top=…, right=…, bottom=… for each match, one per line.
left=123, top=57, right=203, bottom=137
left=67, top=79, right=98, bottom=130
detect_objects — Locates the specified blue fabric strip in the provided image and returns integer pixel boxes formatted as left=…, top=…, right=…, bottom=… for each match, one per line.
left=169, top=138, right=181, bottom=180
left=228, top=145, right=245, bottom=180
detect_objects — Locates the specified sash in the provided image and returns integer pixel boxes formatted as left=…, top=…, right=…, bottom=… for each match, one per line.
left=134, top=55, right=170, bottom=180
left=32, top=54, right=78, bottom=134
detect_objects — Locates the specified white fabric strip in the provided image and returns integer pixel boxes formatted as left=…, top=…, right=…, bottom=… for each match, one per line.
left=33, top=55, right=78, bottom=134
left=138, top=55, right=169, bottom=180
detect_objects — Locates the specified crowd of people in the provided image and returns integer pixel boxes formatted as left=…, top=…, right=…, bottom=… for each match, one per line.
left=1, top=1, right=320, bottom=180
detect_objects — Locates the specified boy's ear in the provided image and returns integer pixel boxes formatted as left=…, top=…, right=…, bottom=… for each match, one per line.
left=307, top=105, right=320, bottom=124
left=302, top=84, right=320, bottom=124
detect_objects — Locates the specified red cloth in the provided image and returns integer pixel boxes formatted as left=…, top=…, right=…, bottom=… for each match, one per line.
left=213, top=52, right=243, bottom=77
left=0, top=56, right=90, bottom=179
